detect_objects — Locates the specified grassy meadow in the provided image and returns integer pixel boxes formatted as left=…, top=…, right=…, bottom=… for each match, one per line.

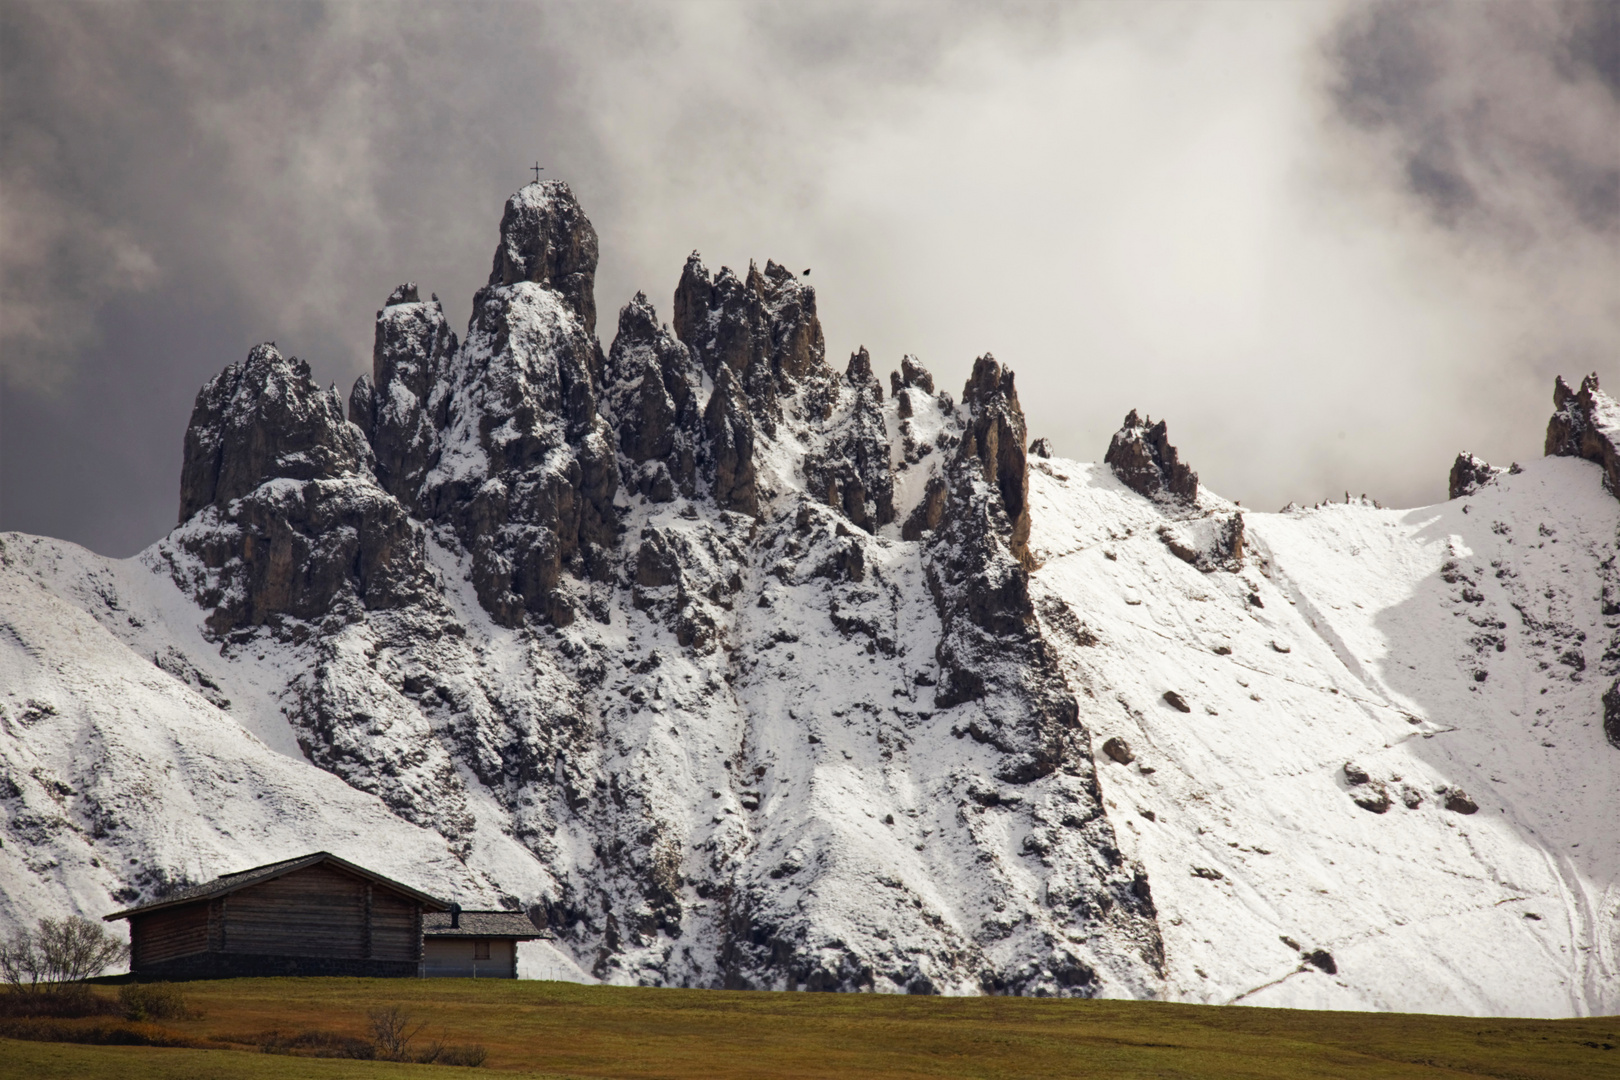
left=0, top=977, right=1615, bottom=1079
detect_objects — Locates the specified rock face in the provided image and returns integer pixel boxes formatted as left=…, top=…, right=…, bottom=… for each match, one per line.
left=133, top=181, right=1163, bottom=998
left=488, top=182, right=600, bottom=334
left=171, top=344, right=430, bottom=637
left=1104, top=411, right=1198, bottom=504
left=1544, top=373, right=1620, bottom=749
left=1546, top=373, right=1620, bottom=500
left=179, top=344, right=371, bottom=523
left=1448, top=452, right=1503, bottom=500
left=349, top=284, right=459, bottom=507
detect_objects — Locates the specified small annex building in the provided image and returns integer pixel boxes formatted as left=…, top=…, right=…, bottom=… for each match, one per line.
left=104, top=852, right=448, bottom=980
left=422, top=906, right=545, bottom=979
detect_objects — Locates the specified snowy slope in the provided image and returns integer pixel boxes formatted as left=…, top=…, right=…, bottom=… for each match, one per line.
left=2, top=181, right=1615, bottom=1014
left=1029, top=455, right=1619, bottom=1015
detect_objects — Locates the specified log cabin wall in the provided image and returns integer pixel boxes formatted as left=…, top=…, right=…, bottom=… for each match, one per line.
left=125, top=862, right=431, bottom=979
left=370, top=889, right=420, bottom=962
left=223, top=864, right=366, bottom=959
left=131, top=902, right=209, bottom=966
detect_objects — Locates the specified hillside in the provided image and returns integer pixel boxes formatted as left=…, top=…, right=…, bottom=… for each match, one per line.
left=2, top=181, right=1616, bottom=1014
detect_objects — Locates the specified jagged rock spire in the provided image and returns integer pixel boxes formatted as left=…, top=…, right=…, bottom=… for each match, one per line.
left=957, top=354, right=1031, bottom=565
left=488, top=180, right=599, bottom=334
left=1448, top=452, right=1503, bottom=500
left=350, top=286, right=458, bottom=507
left=603, top=291, right=702, bottom=502
left=178, top=343, right=370, bottom=523
left=1104, top=410, right=1198, bottom=505
left=1546, top=372, right=1620, bottom=500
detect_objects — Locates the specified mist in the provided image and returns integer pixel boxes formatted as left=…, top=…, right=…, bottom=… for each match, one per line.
left=2, top=0, right=1615, bottom=556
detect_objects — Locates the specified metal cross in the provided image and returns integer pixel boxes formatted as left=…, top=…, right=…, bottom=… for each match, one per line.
left=531, top=162, right=544, bottom=183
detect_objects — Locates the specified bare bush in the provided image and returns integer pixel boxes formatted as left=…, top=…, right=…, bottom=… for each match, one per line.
left=369, top=1004, right=428, bottom=1061
left=0, top=916, right=127, bottom=993
left=439, top=1043, right=488, bottom=1067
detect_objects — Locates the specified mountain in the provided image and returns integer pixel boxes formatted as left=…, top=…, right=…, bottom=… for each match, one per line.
left=3, top=182, right=1616, bottom=1014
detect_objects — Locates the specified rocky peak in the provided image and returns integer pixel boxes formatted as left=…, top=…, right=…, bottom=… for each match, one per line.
left=1104, top=410, right=1198, bottom=505
left=803, top=347, right=895, bottom=533
left=487, top=180, right=599, bottom=335
left=672, top=254, right=826, bottom=429
left=1448, top=452, right=1504, bottom=500
left=1546, top=373, right=1620, bottom=500
left=956, top=354, right=1031, bottom=566
left=178, top=343, right=370, bottom=523
left=351, top=286, right=458, bottom=506
left=703, top=364, right=758, bottom=517
left=603, top=292, right=702, bottom=502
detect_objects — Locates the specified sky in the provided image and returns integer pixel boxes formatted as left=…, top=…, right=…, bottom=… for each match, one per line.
left=1, top=0, right=1616, bottom=557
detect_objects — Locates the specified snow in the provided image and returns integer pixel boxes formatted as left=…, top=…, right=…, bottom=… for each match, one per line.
left=1027, top=454, right=1619, bottom=1015
left=6, top=437, right=1615, bottom=1011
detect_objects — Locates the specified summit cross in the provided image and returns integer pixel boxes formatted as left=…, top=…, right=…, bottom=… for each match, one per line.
left=530, top=162, right=544, bottom=183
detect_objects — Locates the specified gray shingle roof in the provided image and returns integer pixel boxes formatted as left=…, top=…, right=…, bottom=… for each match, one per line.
left=423, top=910, right=546, bottom=939
left=104, top=851, right=449, bottom=920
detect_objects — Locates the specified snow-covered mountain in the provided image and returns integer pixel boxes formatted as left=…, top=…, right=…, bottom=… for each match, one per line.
left=3, top=182, right=1616, bottom=1015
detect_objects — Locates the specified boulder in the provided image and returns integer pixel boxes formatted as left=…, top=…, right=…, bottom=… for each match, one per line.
left=1101, top=737, right=1134, bottom=765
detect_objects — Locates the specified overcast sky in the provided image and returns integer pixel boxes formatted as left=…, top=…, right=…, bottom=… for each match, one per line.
left=2, top=0, right=1616, bottom=557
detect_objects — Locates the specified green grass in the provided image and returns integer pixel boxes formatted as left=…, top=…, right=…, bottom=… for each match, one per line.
left=1, top=978, right=1616, bottom=1079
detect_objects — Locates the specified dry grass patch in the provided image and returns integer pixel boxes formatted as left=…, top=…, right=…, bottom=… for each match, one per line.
left=0, top=978, right=1614, bottom=1079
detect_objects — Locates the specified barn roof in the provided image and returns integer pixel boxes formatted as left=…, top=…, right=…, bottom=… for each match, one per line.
left=103, top=851, right=449, bottom=921
left=423, top=910, right=548, bottom=940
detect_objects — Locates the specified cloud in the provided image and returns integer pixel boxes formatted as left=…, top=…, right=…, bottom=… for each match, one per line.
left=0, top=0, right=1614, bottom=556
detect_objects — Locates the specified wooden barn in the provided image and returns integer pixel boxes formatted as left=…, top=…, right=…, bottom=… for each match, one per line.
left=421, top=906, right=545, bottom=979
left=104, top=852, right=448, bottom=980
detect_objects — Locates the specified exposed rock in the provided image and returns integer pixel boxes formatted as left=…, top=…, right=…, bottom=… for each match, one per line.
left=673, top=255, right=825, bottom=433
left=1029, top=437, right=1053, bottom=459
left=178, top=344, right=371, bottom=523
left=1449, top=452, right=1504, bottom=500
left=1101, top=737, right=1135, bottom=765
left=1443, top=789, right=1479, bottom=815
left=1342, top=762, right=1371, bottom=786
left=1104, top=410, right=1198, bottom=504
left=1304, top=949, right=1337, bottom=975
left=803, top=348, right=895, bottom=532
left=902, top=475, right=949, bottom=542
left=349, top=288, right=459, bottom=506
left=1162, top=691, right=1191, bottom=713
left=418, top=182, right=620, bottom=627
left=602, top=292, right=702, bottom=501
left=1545, top=373, right=1620, bottom=499
left=703, top=365, right=758, bottom=517
left=1601, top=679, right=1620, bottom=749
left=956, top=355, right=1031, bottom=567
left=488, top=180, right=600, bottom=334
left=1352, top=785, right=1392, bottom=814
left=1157, top=514, right=1244, bottom=573
left=167, top=344, right=430, bottom=636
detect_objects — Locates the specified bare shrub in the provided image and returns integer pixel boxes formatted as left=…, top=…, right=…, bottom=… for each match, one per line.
left=0, top=916, right=127, bottom=993
left=0, top=982, right=116, bottom=1018
left=369, top=1004, right=428, bottom=1061
left=439, top=1043, right=489, bottom=1067
left=258, top=1027, right=375, bottom=1058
